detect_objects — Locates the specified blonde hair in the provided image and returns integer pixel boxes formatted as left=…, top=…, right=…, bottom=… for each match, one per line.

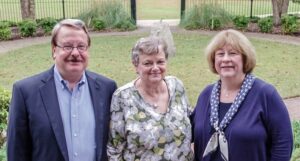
left=205, top=29, right=256, bottom=74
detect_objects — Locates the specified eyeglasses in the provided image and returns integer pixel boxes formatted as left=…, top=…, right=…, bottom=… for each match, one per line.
left=56, top=45, right=88, bottom=53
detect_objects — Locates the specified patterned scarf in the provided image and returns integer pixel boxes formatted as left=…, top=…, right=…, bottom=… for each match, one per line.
left=203, top=74, right=255, bottom=161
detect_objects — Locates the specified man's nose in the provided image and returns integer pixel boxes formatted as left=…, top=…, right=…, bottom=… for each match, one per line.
left=70, top=48, right=80, bottom=56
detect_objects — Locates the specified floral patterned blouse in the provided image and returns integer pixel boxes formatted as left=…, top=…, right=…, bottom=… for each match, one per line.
left=107, top=76, right=193, bottom=161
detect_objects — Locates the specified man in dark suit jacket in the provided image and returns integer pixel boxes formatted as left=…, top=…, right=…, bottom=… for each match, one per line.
left=7, top=19, right=117, bottom=161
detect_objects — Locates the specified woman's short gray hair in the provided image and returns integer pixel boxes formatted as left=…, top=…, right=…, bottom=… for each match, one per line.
left=132, top=36, right=169, bottom=66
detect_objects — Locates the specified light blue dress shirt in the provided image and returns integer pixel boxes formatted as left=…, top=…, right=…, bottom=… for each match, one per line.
left=54, top=66, right=96, bottom=161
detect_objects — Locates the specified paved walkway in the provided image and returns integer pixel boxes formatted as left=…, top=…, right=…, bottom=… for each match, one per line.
left=0, top=19, right=299, bottom=120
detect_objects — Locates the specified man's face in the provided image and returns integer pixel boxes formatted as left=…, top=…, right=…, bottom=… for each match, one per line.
left=52, top=26, right=89, bottom=80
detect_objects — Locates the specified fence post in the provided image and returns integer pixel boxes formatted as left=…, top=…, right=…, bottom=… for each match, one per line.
left=180, top=0, right=186, bottom=21
left=250, top=0, right=253, bottom=18
left=62, top=0, right=66, bottom=19
left=130, top=0, right=136, bottom=24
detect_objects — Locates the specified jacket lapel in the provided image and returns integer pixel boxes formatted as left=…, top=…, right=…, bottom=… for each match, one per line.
left=39, top=69, right=69, bottom=161
left=86, top=72, right=105, bottom=161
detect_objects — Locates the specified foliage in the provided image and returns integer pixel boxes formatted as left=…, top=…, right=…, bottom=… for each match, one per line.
left=292, top=121, right=300, bottom=160
left=258, top=17, right=273, bottom=33
left=18, top=20, right=37, bottom=37
left=292, top=148, right=300, bottom=161
left=0, top=20, right=17, bottom=27
left=208, top=17, right=221, bottom=30
left=281, top=15, right=299, bottom=34
left=292, top=0, right=300, bottom=3
left=293, top=121, right=300, bottom=148
left=77, top=0, right=136, bottom=31
left=180, top=4, right=232, bottom=30
left=0, top=87, right=10, bottom=147
left=37, top=17, right=57, bottom=34
left=0, top=145, right=6, bottom=161
left=113, top=17, right=136, bottom=31
left=249, top=16, right=260, bottom=23
left=0, top=22, right=11, bottom=40
left=233, top=15, right=249, bottom=30
left=92, top=18, right=106, bottom=31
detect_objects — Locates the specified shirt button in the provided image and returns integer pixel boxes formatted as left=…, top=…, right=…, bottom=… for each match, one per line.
left=72, top=114, right=76, bottom=118
left=74, top=152, right=78, bottom=157
left=74, top=133, right=77, bottom=137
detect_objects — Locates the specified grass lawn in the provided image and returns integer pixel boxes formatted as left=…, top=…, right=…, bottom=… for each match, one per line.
left=0, top=33, right=299, bottom=106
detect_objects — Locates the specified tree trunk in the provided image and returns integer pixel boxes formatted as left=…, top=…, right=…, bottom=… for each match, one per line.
left=282, top=0, right=289, bottom=14
left=272, top=0, right=281, bottom=26
left=271, top=0, right=289, bottom=26
left=20, top=0, right=35, bottom=20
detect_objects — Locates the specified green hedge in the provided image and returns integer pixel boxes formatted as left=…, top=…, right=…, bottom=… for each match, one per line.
left=292, top=121, right=300, bottom=160
left=0, top=87, right=9, bottom=161
left=0, top=87, right=9, bottom=148
left=180, top=4, right=232, bottom=30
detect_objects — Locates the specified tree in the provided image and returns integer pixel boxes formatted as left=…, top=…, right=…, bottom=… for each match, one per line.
left=20, top=0, right=35, bottom=20
left=271, top=0, right=289, bottom=26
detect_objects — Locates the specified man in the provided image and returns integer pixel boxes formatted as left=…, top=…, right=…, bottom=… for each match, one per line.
left=7, top=19, right=117, bottom=161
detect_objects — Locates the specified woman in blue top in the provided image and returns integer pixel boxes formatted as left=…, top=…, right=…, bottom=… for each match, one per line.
left=191, top=29, right=293, bottom=161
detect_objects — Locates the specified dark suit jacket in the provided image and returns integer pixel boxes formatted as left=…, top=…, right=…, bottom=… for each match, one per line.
left=7, top=67, right=117, bottom=161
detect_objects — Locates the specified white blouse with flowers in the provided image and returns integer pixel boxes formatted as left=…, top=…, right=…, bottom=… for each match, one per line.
left=107, top=76, right=193, bottom=161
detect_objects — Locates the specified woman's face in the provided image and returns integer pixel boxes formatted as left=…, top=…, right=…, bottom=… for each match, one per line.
left=135, top=47, right=167, bottom=85
left=214, top=44, right=244, bottom=79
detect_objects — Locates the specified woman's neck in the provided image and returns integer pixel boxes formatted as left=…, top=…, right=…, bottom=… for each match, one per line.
left=221, top=74, right=246, bottom=91
left=137, top=79, right=166, bottom=96
left=220, top=74, right=246, bottom=102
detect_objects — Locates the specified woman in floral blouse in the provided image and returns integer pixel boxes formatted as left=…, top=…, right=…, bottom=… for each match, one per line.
left=107, top=36, right=193, bottom=161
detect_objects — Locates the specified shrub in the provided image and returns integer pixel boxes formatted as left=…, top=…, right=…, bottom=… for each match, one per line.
left=249, top=16, right=260, bottom=23
left=37, top=17, right=57, bottom=34
left=0, top=22, right=11, bottom=40
left=92, top=18, right=106, bottom=31
left=292, top=121, right=300, bottom=161
left=208, top=17, right=221, bottom=30
left=0, top=145, right=6, bottom=161
left=113, top=17, right=136, bottom=31
left=258, top=17, right=273, bottom=33
left=18, top=20, right=37, bottom=37
left=0, top=87, right=10, bottom=147
left=281, top=15, right=299, bottom=34
left=233, top=15, right=249, bottom=30
left=292, top=0, right=300, bottom=3
left=0, top=20, right=17, bottom=27
left=293, top=121, right=300, bottom=148
left=77, top=0, right=136, bottom=31
left=181, top=4, right=232, bottom=30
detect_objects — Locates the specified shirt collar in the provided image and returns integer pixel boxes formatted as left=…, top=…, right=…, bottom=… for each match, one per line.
left=54, top=65, right=86, bottom=90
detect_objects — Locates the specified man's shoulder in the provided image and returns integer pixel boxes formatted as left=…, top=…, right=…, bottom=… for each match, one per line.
left=85, top=70, right=116, bottom=85
left=14, top=68, right=52, bottom=87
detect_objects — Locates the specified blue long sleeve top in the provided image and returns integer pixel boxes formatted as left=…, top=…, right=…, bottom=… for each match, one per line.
left=191, top=78, right=293, bottom=161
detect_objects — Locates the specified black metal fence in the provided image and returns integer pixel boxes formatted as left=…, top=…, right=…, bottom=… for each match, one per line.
left=184, top=0, right=300, bottom=18
left=0, top=0, right=131, bottom=22
left=1, top=0, right=300, bottom=22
